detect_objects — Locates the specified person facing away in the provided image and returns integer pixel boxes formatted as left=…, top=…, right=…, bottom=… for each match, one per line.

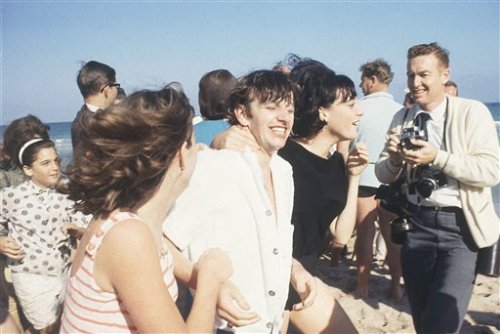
left=210, top=61, right=367, bottom=333
left=444, top=79, right=459, bottom=96
left=375, top=42, right=499, bottom=334
left=1, top=139, right=87, bottom=333
left=71, top=60, right=120, bottom=151
left=61, top=84, right=232, bottom=333
left=351, top=58, right=404, bottom=300
left=164, top=70, right=321, bottom=334
left=0, top=115, right=51, bottom=333
left=194, top=69, right=237, bottom=145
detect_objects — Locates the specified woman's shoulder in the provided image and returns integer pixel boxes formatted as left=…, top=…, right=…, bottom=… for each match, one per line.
left=0, top=168, right=26, bottom=189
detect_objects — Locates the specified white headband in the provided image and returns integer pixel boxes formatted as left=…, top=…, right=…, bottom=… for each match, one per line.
left=18, top=138, right=44, bottom=165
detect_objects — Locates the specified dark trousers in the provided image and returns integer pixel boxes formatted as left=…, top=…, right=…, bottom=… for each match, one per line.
left=402, top=208, right=478, bottom=334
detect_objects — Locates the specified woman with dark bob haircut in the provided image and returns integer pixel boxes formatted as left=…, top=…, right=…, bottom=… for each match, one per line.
left=60, top=84, right=232, bottom=333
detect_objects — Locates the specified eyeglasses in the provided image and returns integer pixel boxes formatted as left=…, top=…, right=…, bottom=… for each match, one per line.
left=100, top=83, right=121, bottom=93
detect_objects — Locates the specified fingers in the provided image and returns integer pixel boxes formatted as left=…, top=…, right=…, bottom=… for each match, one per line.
left=0, top=237, right=25, bottom=260
left=231, top=289, right=251, bottom=311
left=300, top=277, right=317, bottom=308
left=217, top=308, right=260, bottom=327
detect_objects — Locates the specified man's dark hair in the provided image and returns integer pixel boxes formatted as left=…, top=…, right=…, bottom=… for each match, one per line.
left=76, top=60, right=116, bottom=98
left=227, top=70, right=297, bottom=126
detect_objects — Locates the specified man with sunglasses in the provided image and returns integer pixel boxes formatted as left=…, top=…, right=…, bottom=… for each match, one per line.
left=71, top=60, right=120, bottom=151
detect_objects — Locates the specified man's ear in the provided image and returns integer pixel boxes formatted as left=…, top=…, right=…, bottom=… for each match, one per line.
left=441, top=68, right=451, bottom=85
left=23, top=165, right=33, bottom=178
left=234, top=105, right=250, bottom=127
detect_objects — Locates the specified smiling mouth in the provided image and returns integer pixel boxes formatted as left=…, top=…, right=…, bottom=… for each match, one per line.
left=271, top=127, right=287, bottom=136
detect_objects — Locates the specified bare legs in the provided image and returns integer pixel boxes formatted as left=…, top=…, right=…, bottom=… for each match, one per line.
left=354, top=195, right=403, bottom=299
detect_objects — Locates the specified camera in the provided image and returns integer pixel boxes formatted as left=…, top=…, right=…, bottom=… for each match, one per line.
left=389, top=216, right=414, bottom=245
left=400, top=126, right=427, bottom=151
left=376, top=180, right=414, bottom=245
left=409, top=165, right=448, bottom=198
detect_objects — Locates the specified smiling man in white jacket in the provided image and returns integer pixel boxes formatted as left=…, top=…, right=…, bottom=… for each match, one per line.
left=375, top=42, right=499, bottom=334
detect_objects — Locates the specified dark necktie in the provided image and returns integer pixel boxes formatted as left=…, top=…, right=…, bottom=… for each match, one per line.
left=415, top=112, right=431, bottom=140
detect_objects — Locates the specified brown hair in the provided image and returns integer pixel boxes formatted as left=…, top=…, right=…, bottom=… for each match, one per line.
left=407, top=42, right=449, bottom=68
left=198, top=69, right=236, bottom=120
left=66, top=83, right=194, bottom=218
left=359, top=58, right=394, bottom=85
left=0, top=115, right=50, bottom=170
left=227, top=70, right=297, bottom=126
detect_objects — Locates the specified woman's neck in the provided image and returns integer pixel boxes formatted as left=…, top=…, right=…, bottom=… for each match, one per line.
left=294, top=131, right=338, bottom=159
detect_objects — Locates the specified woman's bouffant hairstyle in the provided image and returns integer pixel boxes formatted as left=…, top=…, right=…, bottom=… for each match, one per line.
left=227, top=70, right=298, bottom=126
left=198, top=69, right=237, bottom=120
left=0, top=115, right=50, bottom=170
left=291, top=60, right=356, bottom=139
left=66, top=83, right=194, bottom=218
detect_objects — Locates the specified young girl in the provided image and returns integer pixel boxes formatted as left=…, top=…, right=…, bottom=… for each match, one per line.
left=0, top=138, right=87, bottom=333
left=60, top=85, right=232, bottom=333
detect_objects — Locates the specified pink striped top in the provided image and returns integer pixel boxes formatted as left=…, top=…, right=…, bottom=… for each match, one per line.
left=60, top=212, right=178, bottom=333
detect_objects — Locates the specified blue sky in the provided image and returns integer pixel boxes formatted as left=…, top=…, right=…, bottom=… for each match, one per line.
left=1, top=0, right=499, bottom=124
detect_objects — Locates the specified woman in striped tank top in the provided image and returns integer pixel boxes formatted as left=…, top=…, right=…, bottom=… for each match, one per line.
left=60, top=84, right=232, bottom=333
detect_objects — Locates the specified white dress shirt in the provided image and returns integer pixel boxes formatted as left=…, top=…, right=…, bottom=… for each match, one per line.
left=164, top=149, right=294, bottom=333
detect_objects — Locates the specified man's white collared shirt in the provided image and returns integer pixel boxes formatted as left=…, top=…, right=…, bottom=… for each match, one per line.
left=164, top=149, right=294, bottom=333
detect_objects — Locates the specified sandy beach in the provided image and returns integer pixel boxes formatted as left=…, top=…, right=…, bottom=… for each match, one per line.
left=312, top=239, right=500, bottom=334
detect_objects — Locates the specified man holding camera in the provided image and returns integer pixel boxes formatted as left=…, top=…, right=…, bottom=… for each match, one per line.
left=375, top=42, right=499, bottom=333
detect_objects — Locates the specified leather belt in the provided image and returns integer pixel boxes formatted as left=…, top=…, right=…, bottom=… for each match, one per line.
left=406, top=202, right=462, bottom=214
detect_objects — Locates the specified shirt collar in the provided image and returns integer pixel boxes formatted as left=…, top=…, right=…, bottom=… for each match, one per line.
left=85, top=103, right=100, bottom=112
left=360, top=92, right=394, bottom=101
left=27, top=180, right=55, bottom=196
left=414, top=97, right=447, bottom=122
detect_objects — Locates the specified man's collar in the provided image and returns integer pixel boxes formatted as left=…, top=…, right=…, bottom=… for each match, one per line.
left=360, top=91, right=393, bottom=100
left=414, top=97, right=447, bottom=121
left=85, top=103, right=100, bottom=112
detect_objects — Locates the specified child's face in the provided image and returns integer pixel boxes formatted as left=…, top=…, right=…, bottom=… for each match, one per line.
left=23, top=147, right=61, bottom=189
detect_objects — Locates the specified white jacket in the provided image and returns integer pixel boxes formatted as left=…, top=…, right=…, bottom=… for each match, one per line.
left=375, top=96, right=499, bottom=248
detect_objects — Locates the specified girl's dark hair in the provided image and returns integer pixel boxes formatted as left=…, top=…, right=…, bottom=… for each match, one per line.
left=66, top=83, right=194, bottom=218
left=291, top=61, right=356, bottom=139
left=20, top=140, right=57, bottom=167
left=0, top=115, right=50, bottom=170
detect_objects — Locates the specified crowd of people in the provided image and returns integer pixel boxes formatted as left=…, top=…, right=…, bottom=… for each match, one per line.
left=1, top=41, right=498, bottom=334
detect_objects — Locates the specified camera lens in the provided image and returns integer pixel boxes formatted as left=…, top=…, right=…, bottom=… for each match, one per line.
left=416, top=179, right=436, bottom=198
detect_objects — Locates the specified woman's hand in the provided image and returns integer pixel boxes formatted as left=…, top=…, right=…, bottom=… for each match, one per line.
left=346, top=142, right=369, bottom=177
left=216, top=280, right=260, bottom=327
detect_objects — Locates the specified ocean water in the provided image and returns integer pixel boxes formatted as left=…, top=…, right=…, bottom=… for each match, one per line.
left=1, top=103, right=500, bottom=212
